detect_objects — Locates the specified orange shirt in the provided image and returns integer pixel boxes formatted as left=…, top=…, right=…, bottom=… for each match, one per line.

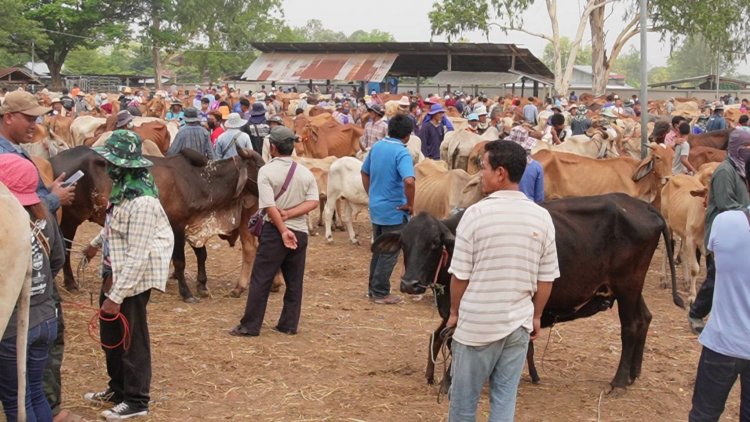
left=70, top=87, right=80, bottom=97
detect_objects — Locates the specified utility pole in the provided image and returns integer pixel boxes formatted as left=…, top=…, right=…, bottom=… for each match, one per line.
left=639, top=0, right=648, bottom=158
left=31, top=40, right=35, bottom=78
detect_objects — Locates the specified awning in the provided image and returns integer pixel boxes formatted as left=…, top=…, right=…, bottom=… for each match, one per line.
left=241, top=52, right=398, bottom=82
left=431, top=71, right=553, bottom=86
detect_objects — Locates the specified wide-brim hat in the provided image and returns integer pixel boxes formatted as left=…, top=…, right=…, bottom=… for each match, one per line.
left=467, top=113, right=479, bottom=121
left=601, top=109, right=617, bottom=118
left=50, top=97, right=62, bottom=104
left=398, top=96, right=410, bottom=107
left=268, top=115, right=284, bottom=125
left=426, top=103, right=446, bottom=116
left=115, top=110, right=134, bottom=128
left=224, top=113, right=247, bottom=129
left=250, top=102, right=266, bottom=117
left=183, top=107, right=200, bottom=123
left=123, top=87, right=132, bottom=94
left=93, top=130, right=153, bottom=169
left=367, top=104, right=385, bottom=116
left=170, top=100, right=183, bottom=107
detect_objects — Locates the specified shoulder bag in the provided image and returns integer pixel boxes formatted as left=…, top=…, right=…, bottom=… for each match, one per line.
left=248, top=161, right=298, bottom=237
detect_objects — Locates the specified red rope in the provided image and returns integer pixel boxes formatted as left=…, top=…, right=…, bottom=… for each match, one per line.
left=65, top=301, right=131, bottom=351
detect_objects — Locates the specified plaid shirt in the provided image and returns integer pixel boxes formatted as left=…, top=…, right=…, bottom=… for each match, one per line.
left=360, top=118, right=388, bottom=150
left=105, top=196, right=174, bottom=304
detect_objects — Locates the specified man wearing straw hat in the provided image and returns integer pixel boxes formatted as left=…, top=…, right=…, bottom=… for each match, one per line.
left=83, top=130, right=174, bottom=421
left=215, top=113, right=253, bottom=159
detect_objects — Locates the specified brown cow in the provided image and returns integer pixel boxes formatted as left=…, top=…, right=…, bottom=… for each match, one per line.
left=688, top=128, right=732, bottom=149
left=44, top=115, right=75, bottom=146
left=688, top=145, right=726, bottom=170
left=534, top=145, right=673, bottom=204
left=300, top=115, right=364, bottom=158
left=50, top=146, right=267, bottom=302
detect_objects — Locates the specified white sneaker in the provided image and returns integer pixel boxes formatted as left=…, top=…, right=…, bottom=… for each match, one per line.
left=101, top=402, right=148, bottom=421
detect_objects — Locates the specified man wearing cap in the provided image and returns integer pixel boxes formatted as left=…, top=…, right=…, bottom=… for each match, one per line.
left=360, top=104, right=388, bottom=150
left=99, top=93, right=113, bottom=115
left=334, top=102, right=355, bottom=125
left=49, top=97, right=64, bottom=116
left=167, top=107, right=215, bottom=159
left=420, top=103, right=449, bottom=159
left=230, top=126, right=319, bottom=337
left=706, top=104, right=728, bottom=132
left=361, top=114, right=415, bottom=305
left=0, top=90, right=75, bottom=213
left=84, top=130, right=174, bottom=420
left=215, top=113, right=253, bottom=159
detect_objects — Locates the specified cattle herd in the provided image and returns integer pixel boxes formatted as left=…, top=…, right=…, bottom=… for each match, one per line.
left=6, top=87, right=743, bottom=417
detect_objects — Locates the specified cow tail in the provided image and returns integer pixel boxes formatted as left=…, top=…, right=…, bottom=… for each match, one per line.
left=661, top=216, right=685, bottom=309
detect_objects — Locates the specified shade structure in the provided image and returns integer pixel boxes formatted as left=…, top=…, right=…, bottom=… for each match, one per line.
left=241, top=52, right=398, bottom=82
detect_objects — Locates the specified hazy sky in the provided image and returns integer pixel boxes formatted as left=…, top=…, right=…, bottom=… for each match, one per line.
left=280, top=0, right=750, bottom=74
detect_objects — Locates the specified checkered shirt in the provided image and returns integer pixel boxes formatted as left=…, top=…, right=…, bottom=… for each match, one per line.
left=360, top=119, right=388, bottom=150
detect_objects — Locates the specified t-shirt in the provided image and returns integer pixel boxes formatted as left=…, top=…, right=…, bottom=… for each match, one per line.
left=672, top=141, right=690, bottom=175
left=214, top=128, right=252, bottom=159
left=699, top=208, right=750, bottom=359
left=257, top=157, right=318, bottom=234
left=519, top=159, right=544, bottom=203
left=360, top=137, right=415, bottom=225
left=449, top=190, right=559, bottom=346
left=523, top=103, right=538, bottom=124
left=570, top=117, right=592, bottom=136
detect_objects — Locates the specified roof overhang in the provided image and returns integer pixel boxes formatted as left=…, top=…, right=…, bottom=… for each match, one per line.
left=431, top=71, right=552, bottom=86
left=242, top=52, right=397, bottom=82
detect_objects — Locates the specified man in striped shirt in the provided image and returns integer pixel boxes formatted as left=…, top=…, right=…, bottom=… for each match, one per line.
left=447, top=140, right=559, bottom=422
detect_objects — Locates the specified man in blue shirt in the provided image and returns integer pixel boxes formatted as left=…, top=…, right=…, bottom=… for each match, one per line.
left=0, top=90, right=75, bottom=213
left=689, top=205, right=750, bottom=421
left=706, top=104, right=728, bottom=132
left=361, top=114, right=416, bottom=305
left=522, top=97, right=538, bottom=125
left=505, top=126, right=544, bottom=203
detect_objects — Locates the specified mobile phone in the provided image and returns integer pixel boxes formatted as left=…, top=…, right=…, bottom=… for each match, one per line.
left=61, top=170, right=84, bottom=188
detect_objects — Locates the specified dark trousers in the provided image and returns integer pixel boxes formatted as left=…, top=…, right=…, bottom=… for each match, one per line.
left=690, top=254, right=716, bottom=319
left=240, top=224, right=309, bottom=335
left=689, top=346, right=750, bottom=421
left=0, top=317, right=57, bottom=422
left=99, top=287, right=152, bottom=411
left=368, top=222, right=405, bottom=298
left=43, top=283, right=65, bottom=416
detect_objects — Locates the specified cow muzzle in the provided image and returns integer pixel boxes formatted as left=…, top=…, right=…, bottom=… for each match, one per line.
left=400, top=279, right=426, bottom=295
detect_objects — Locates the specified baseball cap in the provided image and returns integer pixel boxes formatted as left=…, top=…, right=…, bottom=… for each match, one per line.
left=0, top=154, right=41, bottom=205
left=269, top=126, right=298, bottom=144
left=0, top=91, right=51, bottom=116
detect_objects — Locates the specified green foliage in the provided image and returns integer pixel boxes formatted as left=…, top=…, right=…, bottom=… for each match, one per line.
left=542, top=37, right=592, bottom=71
left=611, top=47, right=641, bottom=88
left=272, top=20, right=396, bottom=43
left=428, top=0, right=533, bottom=41
left=665, top=36, right=736, bottom=80
left=647, top=66, right=671, bottom=85
left=63, top=44, right=153, bottom=75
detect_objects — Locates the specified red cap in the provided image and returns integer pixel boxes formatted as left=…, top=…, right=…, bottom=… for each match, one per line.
left=0, top=154, right=41, bottom=205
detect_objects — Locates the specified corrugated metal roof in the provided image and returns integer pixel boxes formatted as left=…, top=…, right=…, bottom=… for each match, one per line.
left=242, top=52, right=398, bottom=82
left=432, top=71, right=522, bottom=86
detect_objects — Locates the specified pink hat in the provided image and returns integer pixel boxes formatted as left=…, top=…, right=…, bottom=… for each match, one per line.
left=0, top=154, right=41, bottom=206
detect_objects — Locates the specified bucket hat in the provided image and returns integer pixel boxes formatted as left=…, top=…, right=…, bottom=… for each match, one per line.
left=93, top=130, right=153, bottom=168
left=0, top=154, right=41, bottom=205
left=224, top=113, right=247, bottom=129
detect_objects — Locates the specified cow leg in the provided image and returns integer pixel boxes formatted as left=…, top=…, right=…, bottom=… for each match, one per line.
left=659, top=238, right=668, bottom=289
left=171, top=229, right=197, bottom=303
left=323, top=197, right=336, bottom=243
left=629, top=295, right=652, bottom=382
left=527, top=340, right=541, bottom=384
left=230, top=211, right=256, bottom=298
left=316, top=195, right=327, bottom=227
left=60, top=218, right=81, bottom=291
left=344, top=202, right=358, bottom=245
left=193, top=246, right=209, bottom=298
left=610, top=292, right=649, bottom=390
left=426, top=320, right=447, bottom=385
left=335, top=198, right=346, bottom=231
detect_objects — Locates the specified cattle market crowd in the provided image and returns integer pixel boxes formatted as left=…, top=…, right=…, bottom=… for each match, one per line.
left=0, top=81, right=749, bottom=422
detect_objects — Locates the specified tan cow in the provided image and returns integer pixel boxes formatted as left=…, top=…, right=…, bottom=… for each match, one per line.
left=532, top=129, right=619, bottom=159
left=440, top=127, right=500, bottom=171
left=70, top=116, right=107, bottom=146
left=534, top=145, right=673, bottom=204
left=414, top=160, right=483, bottom=219
left=300, top=114, right=364, bottom=158
left=43, top=115, right=75, bottom=146
left=689, top=146, right=726, bottom=170
left=659, top=166, right=717, bottom=303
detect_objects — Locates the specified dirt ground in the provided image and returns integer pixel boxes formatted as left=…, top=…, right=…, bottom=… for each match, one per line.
left=52, top=214, right=741, bottom=422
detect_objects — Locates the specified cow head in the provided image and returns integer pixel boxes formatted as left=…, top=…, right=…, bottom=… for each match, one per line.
left=371, top=212, right=457, bottom=295
left=633, top=144, right=673, bottom=184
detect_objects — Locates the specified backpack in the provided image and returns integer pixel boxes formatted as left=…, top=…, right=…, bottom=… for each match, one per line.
left=60, top=95, right=74, bottom=111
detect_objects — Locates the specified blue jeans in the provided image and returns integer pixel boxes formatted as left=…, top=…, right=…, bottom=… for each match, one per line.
left=449, top=326, right=530, bottom=422
left=689, top=346, right=750, bottom=421
left=368, top=221, right=405, bottom=298
left=0, top=317, right=58, bottom=422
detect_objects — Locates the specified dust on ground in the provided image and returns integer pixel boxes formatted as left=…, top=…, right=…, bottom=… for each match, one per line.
left=56, top=216, right=740, bottom=422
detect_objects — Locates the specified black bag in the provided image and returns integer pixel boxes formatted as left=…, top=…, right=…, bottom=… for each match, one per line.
left=249, top=162, right=297, bottom=237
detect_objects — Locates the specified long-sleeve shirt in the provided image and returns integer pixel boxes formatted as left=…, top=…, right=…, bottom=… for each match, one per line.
left=167, top=124, right=215, bottom=159
left=519, top=159, right=544, bottom=203
left=0, top=137, right=60, bottom=213
left=706, top=115, right=727, bottom=132
left=419, top=120, right=446, bottom=160
left=360, top=119, right=388, bottom=150
left=105, top=196, right=174, bottom=304
left=704, top=159, right=750, bottom=249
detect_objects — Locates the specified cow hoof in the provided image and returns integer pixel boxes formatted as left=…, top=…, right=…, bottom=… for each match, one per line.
left=63, top=282, right=79, bottom=292
left=197, top=286, right=209, bottom=298
left=351, top=239, right=360, bottom=246
left=606, top=385, right=627, bottom=397
left=659, top=280, right=667, bottom=289
left=426, top=377, right=435, bottom=385
left=531, top=376, right=541, bottom=385
left=326, top=237, right=333, bottom=244
left=182, top=296, right=200, bottom=304
left=228, top=288, right=244, bottom=298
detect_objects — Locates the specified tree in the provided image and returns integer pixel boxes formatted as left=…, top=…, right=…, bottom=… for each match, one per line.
left=348, top=30, right=396, bottom=43
left=541, top=37, right=591, bottom=71
left=666, top=36, right=736, bottom=80
left=610, top=46, right=641, bottom=88
left=0, top=0, right=137, bottom=89
left=273, top=20, right=396, bottom=43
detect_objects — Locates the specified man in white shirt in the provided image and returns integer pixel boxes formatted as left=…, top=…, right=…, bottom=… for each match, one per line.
left=447, top=140, right=559, bottom=422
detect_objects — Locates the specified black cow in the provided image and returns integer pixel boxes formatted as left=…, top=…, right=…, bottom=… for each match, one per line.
left=50, top=145, right=263, bottom=302
left=372, top=193, right=682, bottom=390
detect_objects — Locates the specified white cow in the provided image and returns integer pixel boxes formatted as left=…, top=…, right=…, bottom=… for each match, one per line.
left=324, top=156, right=370, bottom=245
left=0, top=182, right=32, bottom=421
left=69, top=116, right=106, bottom=146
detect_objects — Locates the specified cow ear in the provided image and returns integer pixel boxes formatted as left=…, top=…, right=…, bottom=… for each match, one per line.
left=632, top=155, right=654, bottom=181
left=371, top=232, right=402, bottom=254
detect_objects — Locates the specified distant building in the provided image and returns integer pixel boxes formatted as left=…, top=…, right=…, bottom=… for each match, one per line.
left=570, top=65, right=633, bottom=90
